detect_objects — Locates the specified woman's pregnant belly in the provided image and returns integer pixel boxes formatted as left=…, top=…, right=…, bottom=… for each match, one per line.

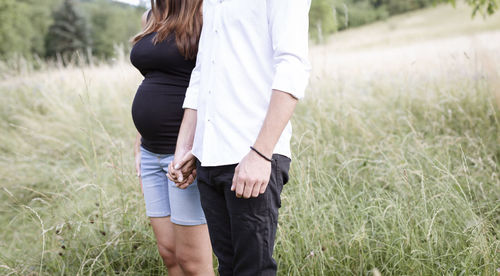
left=131, top=81, right=186, bottom=154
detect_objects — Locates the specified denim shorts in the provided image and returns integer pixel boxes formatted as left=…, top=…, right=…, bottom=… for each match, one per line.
left=140, top=145, right=206, bottom=226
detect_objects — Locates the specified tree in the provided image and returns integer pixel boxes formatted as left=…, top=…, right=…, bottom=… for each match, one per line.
left=22, top=0, right=62, bottom=57
left=461, top=0, right=498, bottom=16
left=0, top=0, right=61, bottom=59
left=81, top=0, right=144, bottom=59
left=309, top=0, right=338, bottom=42
left=307, top=0, right=497, bottom=43
left=0, top=0, right=34, bottom=58
left=45, top=0, right=91, bottom=58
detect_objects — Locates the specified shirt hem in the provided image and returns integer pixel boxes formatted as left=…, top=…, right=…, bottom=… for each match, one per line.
left=194, top=150, right=292, bottom=167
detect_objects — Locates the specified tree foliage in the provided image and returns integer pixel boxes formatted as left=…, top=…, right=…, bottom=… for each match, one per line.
left=45, top=0, right=91, bottom=58
left=0, top=0, right=496, bottom=58
left=464, top=0, right=498, bottom=15
left=0, top=0, right=143, bottom=60
left=0, top=0, right=60, bottom=58
left=310, top=0, right=498, bottom=42
left=309, top=0, right=435, bottom=42
left=0, top=0, right=31, bottom=58
left=309, top=0, right=337, bottom=42
left=81, top=0, right=144, bottom=58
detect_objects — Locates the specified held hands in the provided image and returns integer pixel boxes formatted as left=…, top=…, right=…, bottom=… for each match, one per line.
left=167, top=150, right=197, bottom=189
left=232, top=149, right=272, bottom=199
left=167, top=145, right=273, bottom=197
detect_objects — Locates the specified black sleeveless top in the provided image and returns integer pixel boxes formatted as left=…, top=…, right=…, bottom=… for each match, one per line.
left=130, top=22, right=196, bottom=154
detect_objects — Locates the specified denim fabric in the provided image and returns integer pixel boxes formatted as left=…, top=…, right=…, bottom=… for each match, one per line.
left=140, top=145, right=206, bottom=226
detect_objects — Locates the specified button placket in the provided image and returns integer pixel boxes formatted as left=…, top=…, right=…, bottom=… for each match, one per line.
left=203, top=1, right=221, bottom=143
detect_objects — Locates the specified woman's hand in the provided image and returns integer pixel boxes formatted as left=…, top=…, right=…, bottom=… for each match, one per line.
left=134, top=133, right=143, bottom=193
left=168, top=150, right=197, bottom=189
left=168, top=109, right=198, bottom=189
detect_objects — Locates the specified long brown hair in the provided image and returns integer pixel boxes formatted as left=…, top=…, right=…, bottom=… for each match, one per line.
left=132, top=0, right=202, bottom=60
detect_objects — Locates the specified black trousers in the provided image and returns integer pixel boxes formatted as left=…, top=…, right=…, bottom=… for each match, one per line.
left=196, top=155, right=291, bottom=276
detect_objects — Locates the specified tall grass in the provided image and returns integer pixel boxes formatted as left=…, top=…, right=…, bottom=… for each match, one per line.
left=1, top=5, right=499, bottom=276
left=280, top=57, right=500, bottom=275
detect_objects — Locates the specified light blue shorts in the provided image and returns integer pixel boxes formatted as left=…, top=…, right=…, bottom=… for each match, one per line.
left=140, top=145, right=206, bottom=226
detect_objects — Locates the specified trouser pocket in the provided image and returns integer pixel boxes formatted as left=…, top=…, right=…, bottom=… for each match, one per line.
left=270, top=154, right=291, bottom=209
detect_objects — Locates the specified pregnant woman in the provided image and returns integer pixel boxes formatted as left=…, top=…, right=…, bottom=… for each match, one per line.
left=130, top=1, right=213, bottom=275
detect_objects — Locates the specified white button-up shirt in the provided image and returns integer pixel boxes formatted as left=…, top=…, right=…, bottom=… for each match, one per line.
left=183, top=0, right=311, bottom=167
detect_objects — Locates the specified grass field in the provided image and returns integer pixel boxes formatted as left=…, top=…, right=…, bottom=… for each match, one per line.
left=1, top=3, right=499, bottom=275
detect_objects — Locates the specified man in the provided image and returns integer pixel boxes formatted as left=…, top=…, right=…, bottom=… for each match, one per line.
left=169, top=0, right=311, bottom=275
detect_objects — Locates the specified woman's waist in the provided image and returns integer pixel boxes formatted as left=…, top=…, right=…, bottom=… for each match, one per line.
left=141, top=71, right=190, bottom=87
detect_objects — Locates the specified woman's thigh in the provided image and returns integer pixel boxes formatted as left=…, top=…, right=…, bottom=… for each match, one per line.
left=167, top=178, right=207, bottom=226
left=150, top=216, right=176, bottom=251
left=174, top=223, right=213, bottom=268
left=140, top=146, right=171, bottom=218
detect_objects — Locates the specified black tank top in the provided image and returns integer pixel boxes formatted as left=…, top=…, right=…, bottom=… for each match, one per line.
left=130, top=23, right=196, bottom=154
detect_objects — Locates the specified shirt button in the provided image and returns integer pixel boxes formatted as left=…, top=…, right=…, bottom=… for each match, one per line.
left=215, top=29, right=218, bottom=34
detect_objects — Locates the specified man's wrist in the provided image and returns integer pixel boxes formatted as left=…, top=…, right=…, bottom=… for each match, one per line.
left=250, top=146, right=272, bottom=162
left=176, top=144, right=192, bottom=155
left=252, top=142, right=273, bottom=157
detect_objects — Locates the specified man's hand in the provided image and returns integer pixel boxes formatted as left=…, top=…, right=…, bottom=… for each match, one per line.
left=231, top=90, right=296, bottom=199
left=168, top=150, right=197, bottom=189
left=232, top=150, right=272, bottom=198
left=167, top=108, right=198, bottom=189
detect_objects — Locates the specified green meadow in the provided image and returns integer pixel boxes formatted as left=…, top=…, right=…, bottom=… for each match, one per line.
left=1, top=3, right=499, bottom=275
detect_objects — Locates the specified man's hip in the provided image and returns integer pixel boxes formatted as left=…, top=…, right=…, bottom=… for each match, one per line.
left=196, top=154, right=291, bottom=276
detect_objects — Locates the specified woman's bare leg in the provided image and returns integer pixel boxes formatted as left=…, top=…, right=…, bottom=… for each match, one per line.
left=150, top=217, right=183, bottom=276
left=174, top=223, right=214, bottom=276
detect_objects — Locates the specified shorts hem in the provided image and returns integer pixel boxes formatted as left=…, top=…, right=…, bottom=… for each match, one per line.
left=170, top=217, right=207, bottom=226
left=147, top=212, right=171, bottom=218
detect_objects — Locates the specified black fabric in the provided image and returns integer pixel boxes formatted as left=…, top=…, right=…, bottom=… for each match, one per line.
left=196, top=155, right=291, bottom=276
left=130, top=32, right=195, bottom=154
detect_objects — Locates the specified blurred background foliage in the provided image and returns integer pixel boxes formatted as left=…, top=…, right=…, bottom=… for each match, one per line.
left=310, top=0, right=498, bottom=42
left=0, top=0, right=145, bottom=60
left=45, top=0, right=91, bottom=58
left=0, top=0, right=497, bottom=59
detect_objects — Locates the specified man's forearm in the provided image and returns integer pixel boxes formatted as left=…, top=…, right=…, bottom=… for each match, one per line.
left=253, top=90, right=298, bottom=158
left=167, top=108, right=197, bottom=186
left=175, top=108, right=198, bottom=155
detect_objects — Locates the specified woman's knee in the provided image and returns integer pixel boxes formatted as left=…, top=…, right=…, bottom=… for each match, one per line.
left=176, top=249, right=211, bottom=275
left=157, top=243, right=177, bottom=267
left=176, top=254, right=197, bottom=274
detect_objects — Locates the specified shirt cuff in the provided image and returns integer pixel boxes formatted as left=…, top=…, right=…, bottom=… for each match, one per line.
left=182, top=87, right=198, bottom=110
left=271, top=62, right=310, bottom=100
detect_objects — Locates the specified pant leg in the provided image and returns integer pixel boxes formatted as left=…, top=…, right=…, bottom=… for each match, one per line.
left=196, top=161, right=236, bottom=276
left=224, top=155, right=291, bottom=276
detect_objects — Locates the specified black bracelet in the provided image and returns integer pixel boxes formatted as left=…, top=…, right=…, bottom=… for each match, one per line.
left=250, top=146, right=272, bottom=162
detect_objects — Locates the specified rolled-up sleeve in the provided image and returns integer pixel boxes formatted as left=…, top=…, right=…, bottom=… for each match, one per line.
left=182, top=55, right=201, bottom=110
left=268, top=0, right=311, bottom=100
left=183, top=15, right=209, bottom=110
